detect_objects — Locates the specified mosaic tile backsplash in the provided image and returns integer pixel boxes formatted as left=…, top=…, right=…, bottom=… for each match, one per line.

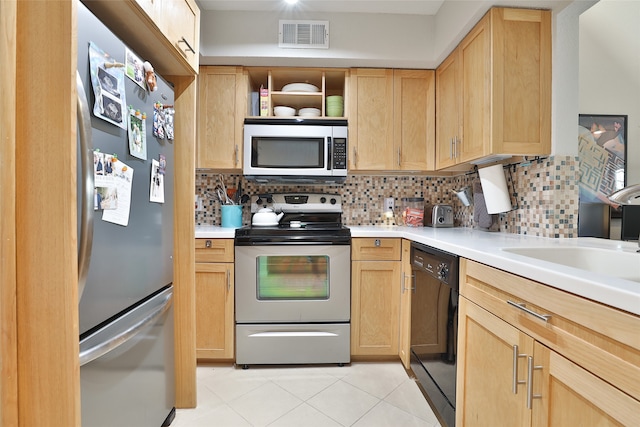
left=196, top=155, right=580, bottom=238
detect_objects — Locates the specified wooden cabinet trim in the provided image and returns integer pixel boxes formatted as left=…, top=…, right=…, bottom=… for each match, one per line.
left=398, top=239, right=413, bottom=368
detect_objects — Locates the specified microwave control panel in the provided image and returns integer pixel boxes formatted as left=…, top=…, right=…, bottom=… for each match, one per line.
left=332, top=138, right=347, bottom=170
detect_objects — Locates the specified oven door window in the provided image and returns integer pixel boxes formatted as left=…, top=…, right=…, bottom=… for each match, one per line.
left=251, top=137, right=325, bottom=168
left=256, top=255, right=329, bottom=300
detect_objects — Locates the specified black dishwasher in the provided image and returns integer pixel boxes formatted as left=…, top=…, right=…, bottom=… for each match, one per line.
left=409, top=242, right=459, bottom=427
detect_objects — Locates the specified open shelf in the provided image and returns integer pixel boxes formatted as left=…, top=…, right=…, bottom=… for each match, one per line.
left=246, top=67, right=348, bottom=118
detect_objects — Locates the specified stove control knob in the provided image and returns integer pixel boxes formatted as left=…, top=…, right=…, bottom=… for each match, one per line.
left=437, top=263, right=449, bottom=281
left=330, top=198, right=337, bottom=205
left=256, top=197, right=263, bottom=206
left=266, top=196, right=273, bottom=204
left=320, top=197, right=327, bottom=203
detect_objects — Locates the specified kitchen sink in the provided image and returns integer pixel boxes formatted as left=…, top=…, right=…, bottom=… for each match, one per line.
left=501, top=247, right=640, bottom=283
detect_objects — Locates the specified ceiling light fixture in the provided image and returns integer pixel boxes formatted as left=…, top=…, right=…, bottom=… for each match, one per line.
left=285, top=0, right=298, bottom=5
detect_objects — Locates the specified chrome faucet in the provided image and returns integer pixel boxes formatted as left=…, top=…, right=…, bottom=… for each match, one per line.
left=608, top=184, right=640, bottom=251
left=608, top=183, right=640, bottom=205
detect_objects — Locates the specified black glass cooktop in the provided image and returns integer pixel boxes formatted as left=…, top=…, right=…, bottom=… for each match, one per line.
left=235, top=219, right=351, bottom=245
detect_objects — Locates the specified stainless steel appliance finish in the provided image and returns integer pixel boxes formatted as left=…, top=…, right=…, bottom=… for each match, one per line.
left=243, top=119, right=348, bottom=184
left=235, top=244, right=350, bottom=323
left=77, top=3, right=175, bottom=425
left=80, top=287, right=174, bottom=427
left=409, top=242, right=459, bottom=427
left=235, top=193, right=351, bottom=367
left=425, top=203, right=454, bottom=228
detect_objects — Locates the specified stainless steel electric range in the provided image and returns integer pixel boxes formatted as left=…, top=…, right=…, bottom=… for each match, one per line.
left=234, top=193, right=351, bottom=368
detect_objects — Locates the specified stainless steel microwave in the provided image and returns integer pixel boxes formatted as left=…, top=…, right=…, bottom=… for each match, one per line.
left=243, top=119, right=348, bottom=184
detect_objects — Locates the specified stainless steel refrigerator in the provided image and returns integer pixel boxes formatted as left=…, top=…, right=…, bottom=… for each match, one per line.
left=77, top=2, right=175, bottom=426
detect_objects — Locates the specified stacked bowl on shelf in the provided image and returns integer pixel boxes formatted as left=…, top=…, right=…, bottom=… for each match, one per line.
left=273, top=106, right=296, bottom=117
left=298, top=107, right=321, bottom=117
left=326, top=95, right=344, bottom=117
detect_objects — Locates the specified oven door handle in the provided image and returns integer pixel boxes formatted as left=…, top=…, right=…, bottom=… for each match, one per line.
left=249, top=331, right=340, bottom=338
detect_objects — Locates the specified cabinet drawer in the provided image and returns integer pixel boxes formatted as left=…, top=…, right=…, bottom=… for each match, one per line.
left=460, top=258, right=640, bottom=401
left=351, top=238, right=401, bottom=261
left=195, top=239, right=234, bottom=263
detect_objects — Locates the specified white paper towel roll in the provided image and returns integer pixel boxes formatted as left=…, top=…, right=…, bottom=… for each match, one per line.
left=478, top=164, right=512, bottom=214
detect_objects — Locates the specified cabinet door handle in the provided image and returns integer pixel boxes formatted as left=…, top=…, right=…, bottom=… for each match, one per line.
left=512, top=345, right=527, bottom=394
left=177, top=36, right=196, bottom=54
left=353, top=147, right=358, bottom=167
left=507, top=301, right=551, bottom=322
left=453, top=136, right=459, bottom=159
left=454, top=136, right=459, bottom=159
left=226, top=268, right=231, bottom=293
left=397, top=148, right=401, bottom=167
left=402, top=272, right=415, bottom=293
left=234, top=145, right=239, bottom=166
left=450, top=137, right=453, bottom=159
left=526, top=356, right=543, bottom=409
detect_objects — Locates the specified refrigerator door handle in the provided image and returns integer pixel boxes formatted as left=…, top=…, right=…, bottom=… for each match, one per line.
left=76, top=71, right=95, bottom=302
left=79, top=289, right=173, bottom=366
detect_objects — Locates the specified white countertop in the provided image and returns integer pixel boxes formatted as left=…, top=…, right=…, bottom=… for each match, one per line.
left=195, top=225, right=640, bottom=315
left=196, top=225, right=237, bottom=239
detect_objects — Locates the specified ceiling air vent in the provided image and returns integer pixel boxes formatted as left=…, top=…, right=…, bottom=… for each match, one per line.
left=279, top=20, right=329, bottom=49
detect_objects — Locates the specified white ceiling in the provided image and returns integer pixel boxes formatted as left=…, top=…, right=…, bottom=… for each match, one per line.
left=196, top=0, right=448, bottom=15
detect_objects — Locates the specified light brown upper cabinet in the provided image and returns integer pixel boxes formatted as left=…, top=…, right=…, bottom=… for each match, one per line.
left=135, top=0, right=200, bottom=71
left=161, top=0, right=200, bottom=71
left=436, top=8, right=551, bottom=171
left=88, top=0, right=200, bottom=75
left=197, top=66, right=247, bottom=170
left=350, top=69, right=435, bottom=172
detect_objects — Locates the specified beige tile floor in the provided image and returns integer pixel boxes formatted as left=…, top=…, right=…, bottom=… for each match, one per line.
left=172, top=361, right=442, bottom=427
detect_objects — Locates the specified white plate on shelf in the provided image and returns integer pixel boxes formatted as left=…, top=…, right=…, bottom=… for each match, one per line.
left=282, top=83, right=319, bottom=93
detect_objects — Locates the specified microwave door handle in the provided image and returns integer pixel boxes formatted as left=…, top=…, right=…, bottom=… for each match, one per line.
left=327, top=137, right=333, bottom=170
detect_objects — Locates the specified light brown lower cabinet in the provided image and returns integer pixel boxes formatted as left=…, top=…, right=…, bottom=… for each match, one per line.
left=531, top=341, right=639, bottom=426
left=351, top=238, right=402, bottom=356
left=457, top=258, right=640, bottom=426
left=195, top=239, right=234, bottom=360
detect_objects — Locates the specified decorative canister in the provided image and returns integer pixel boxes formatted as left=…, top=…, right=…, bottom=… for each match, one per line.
left=398, top=197, right=424, bottom=226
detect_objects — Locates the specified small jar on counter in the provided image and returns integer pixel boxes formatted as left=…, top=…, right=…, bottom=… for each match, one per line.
left=397, top=197, right=424, bottom=226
